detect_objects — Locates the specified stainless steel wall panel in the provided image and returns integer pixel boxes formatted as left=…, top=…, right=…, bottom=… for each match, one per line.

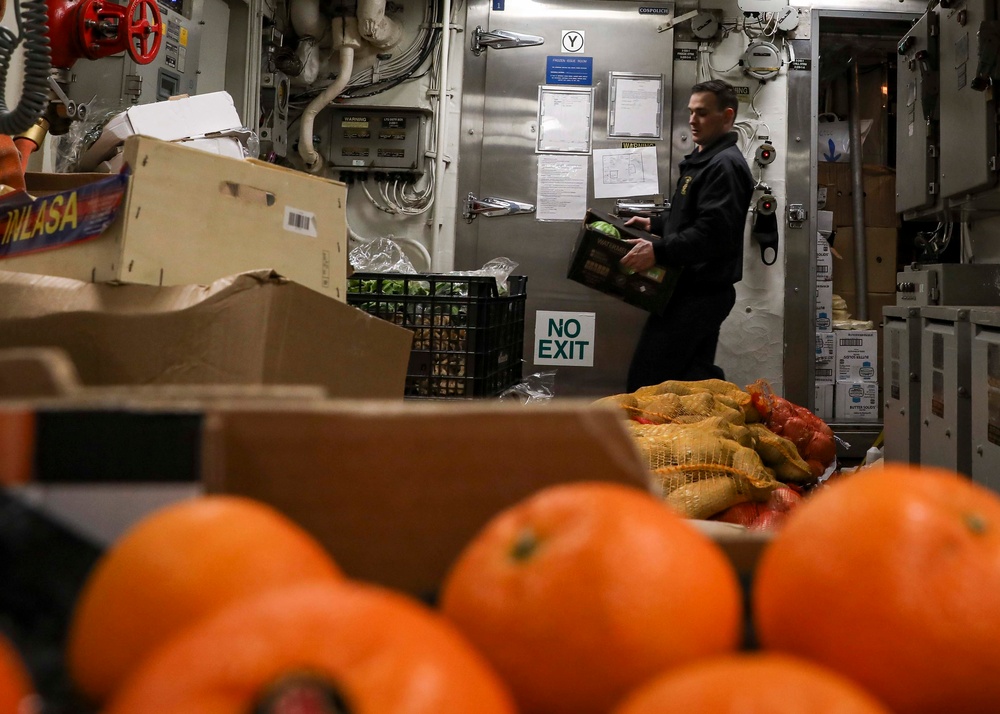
left=457, top=0, right=674, bottom=397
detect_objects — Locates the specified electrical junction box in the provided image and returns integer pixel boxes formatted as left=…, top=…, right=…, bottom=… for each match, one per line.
left=325, top=107, right=429, bottom=174
left=882, top=305, right=922, bottom=464
left=919, top=306, right=972, bottom=476
left=970, top=308, right=1000, bottom=493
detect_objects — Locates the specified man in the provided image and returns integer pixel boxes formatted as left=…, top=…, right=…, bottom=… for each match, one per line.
left=620, top=79, right=754, bottom=391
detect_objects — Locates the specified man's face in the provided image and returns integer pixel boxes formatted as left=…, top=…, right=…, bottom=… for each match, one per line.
left=688, top=91, right=733, bottom=147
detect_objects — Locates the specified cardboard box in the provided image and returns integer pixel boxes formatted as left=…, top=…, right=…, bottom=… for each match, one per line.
left=830, top=226, right=898, bottom=294
left=80, top=92, right=244, bottom=170
left=835, top=329, right=879, bottom=383
left=816, top=280, right=833, bottom=332
left=839, top=291, right=895, bottom=369
left=816, top=234, right=833, bottom=281
left=817, top=211, right=834, bottom=237
left=0, top=269, right=412, bottom=398
left=815, top=383, right=834, bottom=422
left=817, top=163, right=899, bottom=228
left=816, top=331, right=835, bottom=359
left=567, top=209, right=681, bottom=315
left=0, top=136, right=348, bottom=301
left=835, top=381, right=879, bottom=421
left=202, top=402, right=656, bottom=595
left=816, top=356, right=836, bottom=385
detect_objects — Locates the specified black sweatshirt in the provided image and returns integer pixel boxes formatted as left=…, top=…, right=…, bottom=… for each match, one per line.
left=649, top=131, right=754, bottom=293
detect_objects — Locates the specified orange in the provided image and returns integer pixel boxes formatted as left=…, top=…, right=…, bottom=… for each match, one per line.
left=0, top=634, right=36, bottom=714
left=66, top=495, right=342, bottom=703
left=754, top=463, right=1000, bottom=714
left=104, top=580, right=516, bottom=714
left=439, top=481, right=742, bottom=714
left=613, top=652, right=892, bottom=714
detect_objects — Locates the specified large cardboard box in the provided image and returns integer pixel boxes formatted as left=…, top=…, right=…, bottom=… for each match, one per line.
left=0, top=269, right=411, bottom=398
left=202, top=402, right=656, bottom=595
left=0, top=136, right=348, bottom=301
left=817, top=163, right=899, bottom=228
left=830, top=226, right=899, bottom=294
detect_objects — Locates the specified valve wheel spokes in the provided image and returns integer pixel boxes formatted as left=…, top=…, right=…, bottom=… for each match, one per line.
left=125, top=0, right=162, bottom=64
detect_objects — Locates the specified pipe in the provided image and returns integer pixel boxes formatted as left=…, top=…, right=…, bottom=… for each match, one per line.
left=429, top=0, right=453, bottom=271
left=357, top=0, right=403, bottom=50
left=848, top=59, right=868, bottom=321
left=298, top=19, right=361, bottom=173
left=289, top=0, right=327, bottom=40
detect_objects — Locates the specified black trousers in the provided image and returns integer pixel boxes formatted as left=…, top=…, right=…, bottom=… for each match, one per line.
left=626, top=285, right=737, bottom=392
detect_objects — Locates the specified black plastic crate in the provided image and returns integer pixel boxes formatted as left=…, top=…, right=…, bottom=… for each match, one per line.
left=347, top=273, right=527, bottom=398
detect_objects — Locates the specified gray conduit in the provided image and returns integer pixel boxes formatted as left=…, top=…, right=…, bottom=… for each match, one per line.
left=848, top=59, right=869, bottom=321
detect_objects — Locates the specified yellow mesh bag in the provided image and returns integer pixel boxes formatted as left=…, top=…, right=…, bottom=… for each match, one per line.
left=747, top=423, right=815, bottom=483
left=629, top=419, right=778, bottom=519
left=629, top=379, right=760, bottom=424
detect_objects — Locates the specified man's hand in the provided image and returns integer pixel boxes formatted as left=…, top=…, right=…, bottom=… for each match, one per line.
left=620, top=238, right=656, bottom=272
left=623, top=216, right=651, bottom=232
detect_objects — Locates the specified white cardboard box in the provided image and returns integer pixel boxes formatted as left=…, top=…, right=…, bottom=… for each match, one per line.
left=816, top=356, right=836, bottom=385
left=816, top=331, right=835, bottom=359
left=815, top=383, right=834, bottom=422
left=835, top=329, right=879, bottom=382
left=817, top=210, right=834, bottom=237
left=0, top=136, right=347, bottom=300
left=81, top=92, right=244, bottom=170
left=817, top=281, right=833, bottom=332
left=816, top=234, right=833, bottom=281
left=835, top=381, right=879, bottom=421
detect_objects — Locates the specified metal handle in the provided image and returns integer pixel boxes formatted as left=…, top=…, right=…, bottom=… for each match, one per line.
left=464, top=192, right=535, bottom=222
left=471, top=26, right=544, bottom=55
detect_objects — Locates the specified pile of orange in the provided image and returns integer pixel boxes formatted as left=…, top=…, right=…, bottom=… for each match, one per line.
left=10, top=461, right=1000, bottom=713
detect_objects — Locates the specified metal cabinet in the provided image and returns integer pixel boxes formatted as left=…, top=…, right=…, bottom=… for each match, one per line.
left=883, top=305, right=922, bottom=463
left=919, top=306, right=973, bottom=475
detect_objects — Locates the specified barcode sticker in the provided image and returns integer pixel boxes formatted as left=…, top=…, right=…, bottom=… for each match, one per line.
left=284, top=206, right=318, bottom=237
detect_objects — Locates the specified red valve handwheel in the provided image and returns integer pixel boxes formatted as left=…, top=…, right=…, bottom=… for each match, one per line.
left=125, top=0, right=162, bottom=64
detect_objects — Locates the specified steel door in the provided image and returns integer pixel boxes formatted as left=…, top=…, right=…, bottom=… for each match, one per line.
left=457, top=0, right=675, bottom=397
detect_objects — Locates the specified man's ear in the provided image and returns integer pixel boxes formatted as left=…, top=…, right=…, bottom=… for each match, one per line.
left=724, top=107, right=736, bottom=124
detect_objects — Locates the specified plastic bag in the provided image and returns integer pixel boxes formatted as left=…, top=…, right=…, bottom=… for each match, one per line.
left=349, top=236, right=417, bottom=274
left=499, top=371, right=556, bottom=405
left=448, top=257, right=518, bottom=295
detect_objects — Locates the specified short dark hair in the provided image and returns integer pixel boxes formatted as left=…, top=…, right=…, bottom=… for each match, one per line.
left=691, top=79, right=739, bottom=119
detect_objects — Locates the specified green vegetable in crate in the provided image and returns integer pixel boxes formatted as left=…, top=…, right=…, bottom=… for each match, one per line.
left=587, top=221, right=621, bottom=239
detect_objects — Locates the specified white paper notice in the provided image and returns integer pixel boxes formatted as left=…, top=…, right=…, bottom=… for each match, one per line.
left=610, top=77, right=661, bottom=137
left=536, top=155, right=588, bottom=221
left=592, top=146, right=659, bottom=199
left=538, top=87, right=593, bottom=153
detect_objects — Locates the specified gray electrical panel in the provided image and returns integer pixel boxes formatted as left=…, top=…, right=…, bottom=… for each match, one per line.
left=324, top=107, right=428, bottom=174
left=970, top=308, right=1000, bottom=491
left=896, top=263, right=1000, bottom=306
left=883, top=305, right=922, bottom=463
left=937, top=0, right=997, bottom=202
left=920, top=306, right=973, bottom=475
left=896, top=11, right=940, bottom=217
left=67, top=0, right=205, bottom=111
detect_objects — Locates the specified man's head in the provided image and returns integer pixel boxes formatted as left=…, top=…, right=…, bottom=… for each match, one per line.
left=688, top=80, right=739, bottom=147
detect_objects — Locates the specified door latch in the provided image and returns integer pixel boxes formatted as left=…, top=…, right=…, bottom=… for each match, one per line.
left=787, top=203, right=807, bottom=228
left=464, top=193, right=536, bottom=222
left=471, top=26, right=544, bottom=56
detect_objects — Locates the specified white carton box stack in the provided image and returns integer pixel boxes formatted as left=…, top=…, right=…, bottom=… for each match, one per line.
left=834, top=329, right=880, bottom=421
left=815, top=221, right=836, bottom=412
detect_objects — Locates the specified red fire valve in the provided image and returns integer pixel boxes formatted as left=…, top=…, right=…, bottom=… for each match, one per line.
left=49, top=0, right=163, bottom=69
